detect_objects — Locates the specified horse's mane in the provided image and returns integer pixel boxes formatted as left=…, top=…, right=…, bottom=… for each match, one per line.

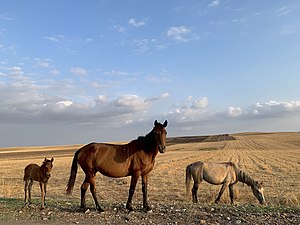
left=236, top=169, right=256, bottom=188
left=41, top=159, right=51, bottom=166
left=228, top=162, right=256, bottom=188
left=134, top=130, right=156, bottom=152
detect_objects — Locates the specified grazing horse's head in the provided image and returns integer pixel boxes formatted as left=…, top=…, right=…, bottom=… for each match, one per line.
left=42, top=157, right=54, bottom=178
left=153, top=120, right=168, bottom=153
left=252, top=181, right=265, bottom=205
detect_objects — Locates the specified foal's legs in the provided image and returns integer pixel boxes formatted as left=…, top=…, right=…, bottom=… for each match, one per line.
left=142, top=174, right=151, bottom=211
left=24, top=179, right=29, bottom=205
left=126, top=172, right=140, bottom=212
left=39, top=182, right=45, bottom=209
left=44, top=181, right=47, bottom=205
left=215, top=183, right=229, bottom=204
left=28, top=179, right=33, bottom=204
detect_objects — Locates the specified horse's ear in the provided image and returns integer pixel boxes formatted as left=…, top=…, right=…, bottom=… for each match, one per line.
left=44, top=158, right=47, bottom=162
left=260, top=181, right=264, bottom=186
left=163, top=120, right=168, bottom=127
left=154, top=120, right=158, bottom=126
left=51, top=157, right=54, bottom=162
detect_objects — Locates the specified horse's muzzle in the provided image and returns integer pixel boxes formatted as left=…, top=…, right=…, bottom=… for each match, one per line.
left=46, top=173, right=51, bottom=178
left=158, top=145, right=166, bottom=153
left=260, top=200, right=266, bottom=205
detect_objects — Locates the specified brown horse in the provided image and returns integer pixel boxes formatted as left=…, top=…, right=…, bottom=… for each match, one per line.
left=66, top=120, right=168, bottom=212
left=186, top=161, right=265, bottom=205
left=24, top=158, right=54, bottom=209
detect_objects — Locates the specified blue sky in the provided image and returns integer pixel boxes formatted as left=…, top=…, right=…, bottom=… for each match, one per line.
left=1, top=0, right=300, bottom=147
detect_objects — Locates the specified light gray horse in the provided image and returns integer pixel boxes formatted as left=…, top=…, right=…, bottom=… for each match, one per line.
left=186, top=161, right=265, bottom=205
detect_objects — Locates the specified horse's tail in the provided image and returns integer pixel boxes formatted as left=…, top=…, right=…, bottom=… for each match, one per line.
left=66, top=148, right=81, bottom=195
left=185, top=164, right=193, bottom=200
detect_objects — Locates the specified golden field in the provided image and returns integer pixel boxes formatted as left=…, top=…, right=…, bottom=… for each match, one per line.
left=0, top=132, right=300, bottom=208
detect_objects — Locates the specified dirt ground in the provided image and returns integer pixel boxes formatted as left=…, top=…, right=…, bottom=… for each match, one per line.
left=0, top=133, right=300, bottom=224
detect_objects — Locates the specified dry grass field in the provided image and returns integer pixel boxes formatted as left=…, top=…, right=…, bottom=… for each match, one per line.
left=0, top=132, right=300, bottom=224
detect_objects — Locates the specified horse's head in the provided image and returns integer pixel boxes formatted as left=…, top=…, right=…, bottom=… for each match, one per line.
left=153, top=120, right=168, bottom=153
left=252, top=181, right=265, bottom=205
left=42, top=157, right=54, bottom=178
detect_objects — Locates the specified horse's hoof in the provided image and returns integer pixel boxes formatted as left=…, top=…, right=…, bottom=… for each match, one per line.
left=97, top=207, right=105, bottom=213
left=80, top=207, right=87, bottom=213
left=126, top=206, right=134, bottom=212
left=84, top=209, right=90, bottom=214
left=144, top=205, right=152, bottom=212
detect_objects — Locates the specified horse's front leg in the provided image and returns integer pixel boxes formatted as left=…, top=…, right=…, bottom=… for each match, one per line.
left=28, top=179, right=33, bottom=205
left=44, top=181, right=48, bottom=206
left=229, top=184, right=234, bottom=204
left=39, top=182, right=45, bottom=209
left=142, top=174, right=151, bottom=211
left=126, top=173, right=140, bottom=212
left=24, top=180, right=29, bottom=205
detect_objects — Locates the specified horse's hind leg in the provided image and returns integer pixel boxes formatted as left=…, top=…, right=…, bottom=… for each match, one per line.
left=89, top=175, right=104, bottom=212
left=28, top=179, right=33, bottom=205
left=192, top=182, right=199, bottom=203
left=80, top=177, right=90, bottom=210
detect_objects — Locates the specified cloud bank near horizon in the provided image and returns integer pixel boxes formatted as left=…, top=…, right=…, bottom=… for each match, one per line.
left=1, top=67, right=300, bottom=129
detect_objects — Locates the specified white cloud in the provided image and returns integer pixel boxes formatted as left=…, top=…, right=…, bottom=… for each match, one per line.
left=228, top=106, right=243, bottom=117
left=146, top=75, right=171, bottom=83
left=113, top=25, right=126, bottom=33
left=9, top=66, right=23, bottom=75
left=0, top=14, right=15, bottom=21
left=56, top=100, right=73, bottom=107
left=251, top=100, right=300, bottom=116
left=222, top=100, right=300, bottom=119
left=70, top=67, right=88, bottom=76
left=145, top=92, right=170, bottom=102
left=208, top=0, right=220, bottom=7
left=50, top=69, right=60, bottom=76
left=280, top=25, right=297, bottom=36
left=167, top=26, right=191, bottom=42
left=34, top=58, right=52, bottom=68
left=104, top=70, right=129, bottom=76
left=114, top=94, right=145, bottom=108
left=96, top=95, right=108, bottom=104
left=169, top=96, right=209, bottom=121
left=128, top=18, right=146, bottom=27
left=44, top=35, right=65, bottom=42
left=276, top=6, right=292, bottom=16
